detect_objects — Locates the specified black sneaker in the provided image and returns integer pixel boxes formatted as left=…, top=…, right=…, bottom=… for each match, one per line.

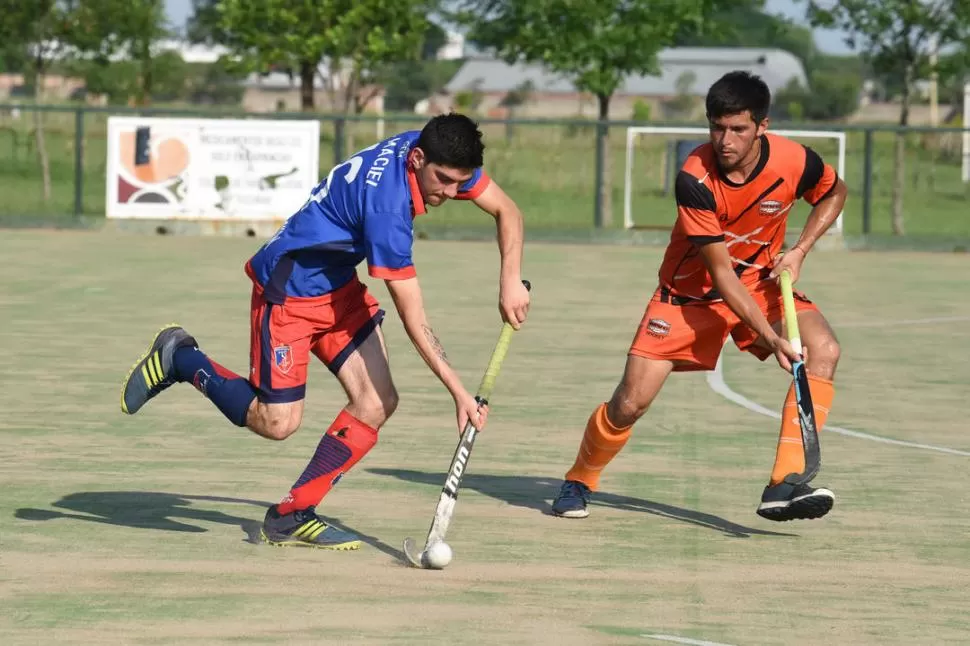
left=756, top=481, right=834, bottom=522
left=551, top=480, right=591, bottom=518
left=121, top=324, right=196, bottom=414
left=260, top=505, right=360, bottom=550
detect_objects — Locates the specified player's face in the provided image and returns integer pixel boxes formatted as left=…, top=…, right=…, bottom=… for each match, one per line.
left=708, top=111, right=768, bottom=169
left=410, top=148, right=475, bottom=207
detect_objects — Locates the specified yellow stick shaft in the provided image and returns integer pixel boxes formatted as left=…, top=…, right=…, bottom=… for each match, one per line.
left=779, top=270, right=802, bottom=356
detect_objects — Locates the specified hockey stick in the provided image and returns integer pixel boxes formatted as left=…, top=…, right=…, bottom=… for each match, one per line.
left=403, top=280, right=530, bottom=569
left=779, top=270, right=821, bottom=485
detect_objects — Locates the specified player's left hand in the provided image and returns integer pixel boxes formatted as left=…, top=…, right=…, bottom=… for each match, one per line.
left=769, top=246, right=807, bottom=283
left=499, top=277, right=530, bottom=329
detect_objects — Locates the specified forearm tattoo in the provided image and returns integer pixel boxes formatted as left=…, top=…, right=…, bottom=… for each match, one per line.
left=422, top=324, right=449, bottom=365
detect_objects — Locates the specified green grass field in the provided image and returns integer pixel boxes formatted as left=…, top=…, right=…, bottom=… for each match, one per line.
left=2, top=231, right=970, bottom=645
left=2, top=107, right=970, bottom=240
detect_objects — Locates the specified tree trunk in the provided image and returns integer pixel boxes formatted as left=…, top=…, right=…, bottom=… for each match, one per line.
left=135, top=40, right=152, bottom=106
left=33, top=70, right=52, bottom=203
left=299, top=60, right=315, bottom=111
left=891, top=66, right=912, bottom=236
left=595, top=93, right=612, bottom=228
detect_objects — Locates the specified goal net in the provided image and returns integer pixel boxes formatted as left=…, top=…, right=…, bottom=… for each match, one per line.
left=623, top=126, right=846, bottom=236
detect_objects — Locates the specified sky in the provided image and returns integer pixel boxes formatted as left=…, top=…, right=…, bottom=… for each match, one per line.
left=162, top=0, right=854, bottom=55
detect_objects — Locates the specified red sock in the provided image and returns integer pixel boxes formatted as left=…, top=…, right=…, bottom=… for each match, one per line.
left=276, top=410, right=378, bottom=514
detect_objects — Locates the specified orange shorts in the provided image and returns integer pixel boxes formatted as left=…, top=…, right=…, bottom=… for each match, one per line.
left=629, top=281, right=819, bottom=372
left=249, top=276, right=384, bottom=403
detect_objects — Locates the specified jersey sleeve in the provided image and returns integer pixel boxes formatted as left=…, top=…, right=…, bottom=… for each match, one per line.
left=364, top=210, right=416, bottom=280
left=674, top=170, right=722, bottom=245
left=454, top=167, right=491, bottom=200
left=797, top=145, right=839, bottom=205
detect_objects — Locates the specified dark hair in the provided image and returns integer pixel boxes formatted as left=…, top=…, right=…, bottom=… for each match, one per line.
left=706, top=71, right=771, bottom=123
left=415, top=113, right=485, bottom=169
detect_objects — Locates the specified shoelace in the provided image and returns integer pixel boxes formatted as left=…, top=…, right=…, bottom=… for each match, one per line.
left=560, top=482, right=589, bottom=503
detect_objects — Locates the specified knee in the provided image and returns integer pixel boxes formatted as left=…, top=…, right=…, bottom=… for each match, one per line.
left=354, top=386, right=399, bottom=428
left=253, top=404, right=302, bottom=441
left=607, top=386, right=652, bottom=428
left=809, top=336, right=841, bottom=377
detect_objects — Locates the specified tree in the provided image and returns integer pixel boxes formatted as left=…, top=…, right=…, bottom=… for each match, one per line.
left=677, top=1, right=819, bottom=72
left=455, top=0, right=734, bottom=227
left=216, top=0, right=430, bottom=113
left=773, top=71, right=861, bottom=121
left=186, top=0, right=225, bottom=45
left=805, top=0, right=970, bottom=235
left=0, top=0, right=76, bottom=202
left=380, top=59, right=463, bottom=112
left=68, top=0, right=171, bottom=106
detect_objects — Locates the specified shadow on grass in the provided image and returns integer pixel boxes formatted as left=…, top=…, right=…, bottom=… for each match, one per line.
left=368, top=469, right=794, bottom=538
left=15, top=491, right=405, bottom=560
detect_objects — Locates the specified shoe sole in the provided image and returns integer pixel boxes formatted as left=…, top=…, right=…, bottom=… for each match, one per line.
left=552, top=507, right=589, bottom=519
left=120, top=322, right=181, bottom=414
left=259, top=528, right=361, bottom=551
left=757, top=489, right=835, bottom=522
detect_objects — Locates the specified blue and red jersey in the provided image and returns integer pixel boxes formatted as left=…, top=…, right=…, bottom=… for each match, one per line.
left=247, top=130, right=490, bottom=304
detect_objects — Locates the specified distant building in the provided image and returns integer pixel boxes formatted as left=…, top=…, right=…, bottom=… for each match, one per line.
left=429, top=48, right=809, bottom=119
left=436, top=32, right=466, bottom=61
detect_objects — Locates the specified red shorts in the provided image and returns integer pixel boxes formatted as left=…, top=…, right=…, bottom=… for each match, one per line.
left=249, top=275, right=384, bottom=403
left=629, top=281, right=819, bottom=372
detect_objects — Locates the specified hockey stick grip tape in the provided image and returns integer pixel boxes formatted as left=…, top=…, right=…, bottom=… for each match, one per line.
left=779, top=270, right=802, bottom=355
left=474, top=280, right=530, bottom=402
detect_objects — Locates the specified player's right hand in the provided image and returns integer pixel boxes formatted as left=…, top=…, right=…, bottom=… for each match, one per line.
left=767, top=335, right=801, bottom=373
left=454, top=391, right=488, bottom=435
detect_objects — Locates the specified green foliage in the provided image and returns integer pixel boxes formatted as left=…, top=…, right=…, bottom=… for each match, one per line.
left=420, top=21, right=449, bottom=61
left=0, top=0, right=74, bottom=78
left=805, top=0, right=970, bottom=121
left=380, top=58, right=463, bottom=112
left=454, top=89, right=483, bottom=113
left=65, top=0, right=170, bottom=105
left=631, top=99, right=652, bottom=122
left=499, top=80, right=534, bottom=108
left=773, top=70, right=862, bottom=121
left=65, top=52, right=242, bottom=105
left=456, top=0, right=729, bottom=116
left=677, top=2, right=819, bottom=72
left=216, top=0, right=430, bottom=112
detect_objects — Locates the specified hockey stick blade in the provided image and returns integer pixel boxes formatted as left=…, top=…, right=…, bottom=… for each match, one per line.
left=402, top=537, right=426, bottom=568
left=784, top=361, right=821, bottom=485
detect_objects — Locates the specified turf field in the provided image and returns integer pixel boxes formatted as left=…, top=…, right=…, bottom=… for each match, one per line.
left=2, top=230, right=969, bottom=645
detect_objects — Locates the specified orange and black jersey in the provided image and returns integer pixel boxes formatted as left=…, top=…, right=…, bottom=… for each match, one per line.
left=658, top=133, right=838, bottom=302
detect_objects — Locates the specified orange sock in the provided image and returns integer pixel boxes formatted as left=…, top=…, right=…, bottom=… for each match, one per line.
left=564, top=403, right=633, bottom=491
left=769, top=375, right=835, bottom=485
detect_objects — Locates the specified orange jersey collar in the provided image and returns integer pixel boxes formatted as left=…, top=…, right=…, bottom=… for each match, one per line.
left=406, top=165, right=426, bottom=218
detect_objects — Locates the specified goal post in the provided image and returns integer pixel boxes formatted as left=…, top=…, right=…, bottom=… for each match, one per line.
left=623, top=126, right=846, bottom=234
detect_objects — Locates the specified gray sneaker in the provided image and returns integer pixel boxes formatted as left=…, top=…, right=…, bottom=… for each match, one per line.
left=260, top=505, right=361, bottom=550
left=120, top=324, right=196, bottom=414
left=756, top=481, right=834, bottom=522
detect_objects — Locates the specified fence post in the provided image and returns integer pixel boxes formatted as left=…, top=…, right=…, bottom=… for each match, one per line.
left=861, top=128, right=874, bottom=235
left=334, top=117, right=345, bottom=165
left=74, top=107, right=85, bottom=220
left=594, top=120, right=606, bottom=228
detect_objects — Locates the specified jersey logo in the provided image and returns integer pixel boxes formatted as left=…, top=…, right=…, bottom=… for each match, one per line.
left=759, top=200, right=784, bottom=216
left=646, top=319, right=671, bottom=337
left=274, top=345, right=293, bottom=374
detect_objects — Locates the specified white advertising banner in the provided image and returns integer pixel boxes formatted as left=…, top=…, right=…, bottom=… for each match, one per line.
left=105, top=116, right=320, bottom=220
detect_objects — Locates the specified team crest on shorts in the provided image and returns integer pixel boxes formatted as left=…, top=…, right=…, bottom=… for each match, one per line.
left=646, top=318, right=671, bottom=337
left=759, top=200, right=784, bottom=215
left=273, top=345, right=293, bottom=374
